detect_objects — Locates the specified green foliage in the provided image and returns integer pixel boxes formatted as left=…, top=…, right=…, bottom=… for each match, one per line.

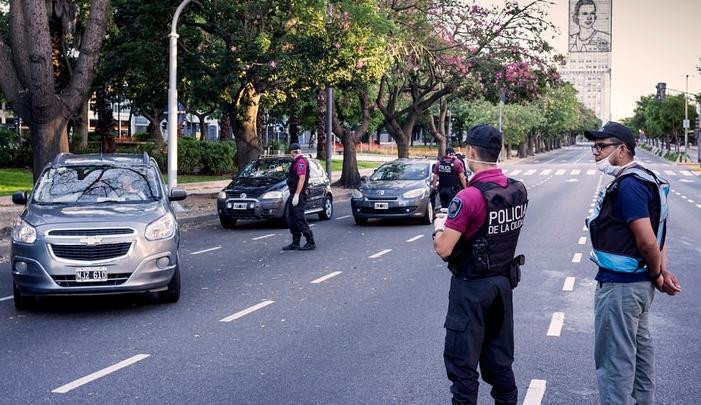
left=177, top=137, right=203, bottom=175
left=132, top=132, right=151, bottom=142
left=200, top=141, right=236, bottom=175
left=626, top=94, right=697, bottom=141
left=0, top=128, right=32, bottom=168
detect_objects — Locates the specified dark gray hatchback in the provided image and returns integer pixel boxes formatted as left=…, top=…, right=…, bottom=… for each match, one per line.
left=10, top=153, right=187, bottom=309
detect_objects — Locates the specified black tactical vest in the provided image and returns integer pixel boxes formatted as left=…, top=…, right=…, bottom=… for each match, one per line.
left=437, top=157, right=459, bottom=188
left=287, top=156, right=310, bottom=195
left=448, top=179, right=528, bottom=279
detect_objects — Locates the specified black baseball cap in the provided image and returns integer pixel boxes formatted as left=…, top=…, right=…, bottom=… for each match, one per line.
left=465, top=124, right=502, bottom=150
left=289, top=143, right=301, bottom=151
left=445, top=147, right=455, bottom=155
left=585, top=121, right=636, bottom=155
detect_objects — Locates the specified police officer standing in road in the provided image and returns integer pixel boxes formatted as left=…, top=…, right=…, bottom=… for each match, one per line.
left=283, top=143, right=316, bottom=251
left=585, top=122, right=681, bottom=404
left=433, top=125, right=528, bottom=405
left=432, top=147, right=468, bottom=209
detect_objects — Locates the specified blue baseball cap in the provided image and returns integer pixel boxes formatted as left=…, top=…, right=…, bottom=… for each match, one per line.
left=465, top=124, right=502, bottom=150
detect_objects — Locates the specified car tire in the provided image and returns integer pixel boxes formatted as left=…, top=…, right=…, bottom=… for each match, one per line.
left=13, top=282, right=34, bottom=310
left=318, top=195, right=333, bottom=220
left=421, top=200, right=434, bottom=225
left=158, top=266, right=180, bottom=304
left=219, top=215, right=237, bottom=229
left=354, top=216, right=368, bottom=225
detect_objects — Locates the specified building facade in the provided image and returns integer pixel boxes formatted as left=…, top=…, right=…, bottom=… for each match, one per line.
left=559, top=0, right=612, bottom=123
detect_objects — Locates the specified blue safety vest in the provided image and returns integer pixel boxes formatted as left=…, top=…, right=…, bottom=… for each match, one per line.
left=585, top=165, right=669, bottom=274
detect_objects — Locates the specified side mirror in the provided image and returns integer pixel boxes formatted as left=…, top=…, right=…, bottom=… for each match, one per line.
left=360, top=176, right=368, bottom=182
left=169, top=188, right=188, bottom=202
left=12, top=191, right=28, bottom=205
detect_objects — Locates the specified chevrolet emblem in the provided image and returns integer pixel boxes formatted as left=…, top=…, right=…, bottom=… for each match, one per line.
left=80, top=236, right=103, bottom=246
left=379, top=190, right=385, bottom=196
left=240, top=193, right=247, bottom=199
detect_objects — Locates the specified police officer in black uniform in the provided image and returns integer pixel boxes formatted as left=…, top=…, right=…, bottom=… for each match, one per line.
left=283, top=143, right=315, bottom=251
left=432, top=147, right=468, bottom=209
left=433, top=125, right=528, bottom=405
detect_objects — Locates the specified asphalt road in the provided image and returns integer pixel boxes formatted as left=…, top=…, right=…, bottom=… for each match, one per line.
left=0, top=145, right=699, bottom=404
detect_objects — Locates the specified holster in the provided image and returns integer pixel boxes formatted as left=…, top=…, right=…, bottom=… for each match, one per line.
left=508, top=254, right=525, bottom=289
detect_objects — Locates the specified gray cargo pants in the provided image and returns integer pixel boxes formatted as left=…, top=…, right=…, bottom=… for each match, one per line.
left=594, top=281, right=655, bottom=405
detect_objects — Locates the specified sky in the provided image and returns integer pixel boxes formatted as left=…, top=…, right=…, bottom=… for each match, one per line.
left=544, top=0, right=701, bottom=120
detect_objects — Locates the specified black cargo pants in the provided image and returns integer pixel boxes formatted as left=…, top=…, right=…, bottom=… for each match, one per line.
left=288, top=194, right=313, bottom=245
left=439, top=186, right=459, bottom=208
left=444, top=275, right=517, bottom=405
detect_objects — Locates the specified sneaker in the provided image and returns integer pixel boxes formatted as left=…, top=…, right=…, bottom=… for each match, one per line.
left=282, top=243, right=300, bottom=251
left=299, top=242, right=316, bottom=251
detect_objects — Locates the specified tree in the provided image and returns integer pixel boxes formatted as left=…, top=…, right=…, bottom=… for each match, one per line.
left=0, top=0, right=110, bottom=178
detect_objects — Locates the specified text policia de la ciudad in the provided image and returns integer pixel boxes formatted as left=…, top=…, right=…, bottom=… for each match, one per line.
left=487, top=203, right=528, bottom=235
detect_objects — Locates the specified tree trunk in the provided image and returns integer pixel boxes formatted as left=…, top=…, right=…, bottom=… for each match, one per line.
left=289, top=102, right=300, bottom=145
left=31, top=117, right=69, bottom=181
left=316, top=88, right=327, bottom=161
left=193, top=112, right=208, bottom=141
left=232, top=85, right=262, bottom=169
left=143, top=110, right=165, bottom=149
left=505, top=144, right=512, bottom=160
left=517, top=142, right=527, bottom=158
left=71, top=99, right=89, bottom=150
left=95, top=86, right=115, bottom=153
left=339, top=136, right=360, bottom=187
left=219, top=105, right=232, bottom=141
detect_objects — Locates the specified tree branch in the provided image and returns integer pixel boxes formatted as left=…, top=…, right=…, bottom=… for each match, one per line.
left=23, top=0, right=56, bottom=120
left=0, top=40, right=31, bottom=120
left=9, top=0, right=31, bottom=88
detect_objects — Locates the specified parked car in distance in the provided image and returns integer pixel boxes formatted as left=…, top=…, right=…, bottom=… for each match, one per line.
left=216, top=156, right=334, bottom=228
left=10, top=153, right=187, bottom=310
left=350, top=159, right=434, bottom=225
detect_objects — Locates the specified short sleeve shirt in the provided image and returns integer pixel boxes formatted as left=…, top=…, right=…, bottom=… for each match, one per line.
left=433, top=157, right=465, bottom=175
left=294, top=156, right=307, bottom=176
left=445, top=169, right=507, bottom=241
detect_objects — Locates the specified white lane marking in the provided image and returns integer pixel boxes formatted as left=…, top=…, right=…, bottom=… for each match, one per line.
left=369, top=249, right=392, bottom=259
left=546, top=312, right=565, bottom=336
left=664, top=170, right=677, bottom=176
left=311, top=271, right=343, bottom=284
left=523, top=169, right=537, bottom=176
left=523, top=379, right=547, bottom=405
left=679, top=170, right=693, bottom=176
left=252, top=234, right=276, bottom=240
left=0, top=296, right=13, bottom=302
left=570, top=169, right=581, bottom=175
left=509, top=169, right=523, bottom=176
left=220, top=300, right=275, bottom=322
left=190, top=246, right=222, bottom=255
left=563, top=277, right=576, bottom=292
left=680, top=179, right=694, bottom=183
left=681, top=195, right=687, bottom=200
left=572, top=253, right=582, bottom=263
left=539, top=169, right=551, bottom=175
left=688, top=199, right=694, bottom=203
left=336, top=215, right=351, bottom=220
left=586, top=169, right=596, bottom=175
left=555, top=169, right=566, bottom=175
left=52, top=354, right=150, bottom=394
left=692, top=171, right=700, bottom=176
left=697, top=204, right=701, bottom=208
left=406, top=235, right=425, bottom=243
left=578, top=237, right=587, bottom=245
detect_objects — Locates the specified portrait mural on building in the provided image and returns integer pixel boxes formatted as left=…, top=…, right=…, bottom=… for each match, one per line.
left=568, top=0, right=612, bottom=53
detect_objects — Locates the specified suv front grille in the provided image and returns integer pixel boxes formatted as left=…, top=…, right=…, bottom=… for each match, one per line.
left=51, top=243, right=132, bottom=261
left=48, top=228, right=135, bottom=237
left=226, top=191, right=262, bottom=199
left=367, top=196, right=399, bottom=201
left=51, top=273, right=132, bottom=287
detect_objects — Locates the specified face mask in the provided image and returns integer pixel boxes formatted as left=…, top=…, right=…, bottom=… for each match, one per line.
left=596, top=149, right=635, bottom=176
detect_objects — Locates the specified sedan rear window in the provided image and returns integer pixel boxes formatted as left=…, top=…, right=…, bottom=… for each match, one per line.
left=370, top=163, right=429, bottom=181
left=33, top=166, right=162, bottom=204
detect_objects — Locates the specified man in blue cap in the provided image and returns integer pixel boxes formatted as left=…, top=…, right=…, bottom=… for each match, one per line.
left=585, top=121, right=681, bottom=404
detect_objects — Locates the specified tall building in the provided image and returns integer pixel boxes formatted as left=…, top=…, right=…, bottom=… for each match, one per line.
left=559, top=0, right=612, bottom=123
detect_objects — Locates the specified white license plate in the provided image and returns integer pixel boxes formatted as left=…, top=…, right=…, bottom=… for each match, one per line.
left=75, top=267, right=108, bottom=283
left=233, top=202, right=248, bottom=210
left=374, top=203, right=389, bottom=210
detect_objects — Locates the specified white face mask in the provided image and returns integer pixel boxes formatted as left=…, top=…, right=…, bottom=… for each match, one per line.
left=596, top=150, right=635, bottom=177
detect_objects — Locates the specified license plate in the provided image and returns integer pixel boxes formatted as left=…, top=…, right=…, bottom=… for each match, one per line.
left=75, top=267, right=108, bottom=283
left=233, top=202, right=248, bottom=210
left=374, top=203, right=389, bottom=210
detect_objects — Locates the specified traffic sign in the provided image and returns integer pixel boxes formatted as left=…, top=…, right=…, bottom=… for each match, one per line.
left=683, top=119, right=690, bottom=129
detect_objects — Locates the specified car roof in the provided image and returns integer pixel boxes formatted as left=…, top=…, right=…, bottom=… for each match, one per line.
left=384, top=158, right=432, bottom=164
left=51, top=153, right=153, bottom=167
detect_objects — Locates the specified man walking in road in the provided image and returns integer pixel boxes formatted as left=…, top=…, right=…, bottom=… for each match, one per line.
left=283, top=143, right=316, bottom=251
left=432, top=147, right=468, bottom=209
left=585, top=122, right=681, bottom=405
left=433, top=125, right=528, bottom=405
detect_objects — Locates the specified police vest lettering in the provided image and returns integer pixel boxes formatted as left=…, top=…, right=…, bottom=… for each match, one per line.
left=438, top=163, right=454, bottom=173
left=438, top=158, right=459, bottom=188
left=487, top=204, right=527, bottom=235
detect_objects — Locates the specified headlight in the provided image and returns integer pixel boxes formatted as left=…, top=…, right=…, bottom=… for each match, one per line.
left=261, top=191, right=283, bottom=199
left=402, top=188, right=426, bottom=199
left=351, top=189, right=364, bottom=199
left=11, top=217, right=36, bottom=244
left=217, top=191, right=227, bottom=200
left=145, top=213, right=176, bottom=241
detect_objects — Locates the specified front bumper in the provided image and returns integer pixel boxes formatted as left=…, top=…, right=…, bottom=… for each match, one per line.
left=350, top=197, right=429, bottom=219
left=217, top=197, right=286, bottom=220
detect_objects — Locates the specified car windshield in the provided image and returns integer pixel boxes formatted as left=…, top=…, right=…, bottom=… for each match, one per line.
left=370, top=162, right=429, bottom=181
left=238, top=160, right=290, bottom=179
left=33, top=165, right=162, bottom=204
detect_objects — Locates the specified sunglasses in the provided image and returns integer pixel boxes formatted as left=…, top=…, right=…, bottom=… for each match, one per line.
left=591, top=142, right=622, bottom=153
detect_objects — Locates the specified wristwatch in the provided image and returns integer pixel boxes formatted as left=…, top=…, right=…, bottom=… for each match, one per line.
left=650, top=271, right=663, bottom=280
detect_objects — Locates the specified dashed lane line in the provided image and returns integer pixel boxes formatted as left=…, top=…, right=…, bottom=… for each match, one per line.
left=546, top=312, right=565, bottom=337
left=190, top=246, right=222, bottom=255
left=570, top=169, right=581, bottom=175
left=336, top=215, right=351, bottom=220
left=509, top=169, right=523, bottom=176
left=539, top=169, right=551, bottom=175
left=572, top=253, right=583, bottom=263
left=52, top=354, right=150, bottom=394
left=220, top=300, right=275, bottom=322
left=578, top=237, right=587, bottom=245
left=311, top=271, right=343, bottom=284
left=563, top=277, right=576, bottom=292
left=586, top=169, right=596, bottom=175
left=406, top=235, right=425, bottom=243
left=0, top=296, right=13, bottom=302
left=523, top=169, right=537, bottom=176
left=697, top=204, right=701, bottom=208
left=555, top=169, right=566, bottom=175
left=369, top=249, right=392, bottom=259
left=252, top=234, right=276, bottom=241
left=523, top=379, right=547, bottom=405
left=680, top=170, right=693, bottom=176
left=664, top=170, right=677, bottom=176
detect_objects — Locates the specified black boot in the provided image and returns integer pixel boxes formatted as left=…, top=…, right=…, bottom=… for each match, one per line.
left=282, top=243, right=300, bottom=251
left=299, top=234, right=316, bottom=250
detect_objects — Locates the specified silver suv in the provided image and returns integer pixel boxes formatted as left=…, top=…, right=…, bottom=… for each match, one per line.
left=10, top=153, right=187, bottom=309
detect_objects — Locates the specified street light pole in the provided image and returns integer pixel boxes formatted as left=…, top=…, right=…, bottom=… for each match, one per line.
left=167, top=0, right=193, bottom=191
left=684, top=74, right=689, bottom=161
left=326, top=86, right=333, bottom=180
